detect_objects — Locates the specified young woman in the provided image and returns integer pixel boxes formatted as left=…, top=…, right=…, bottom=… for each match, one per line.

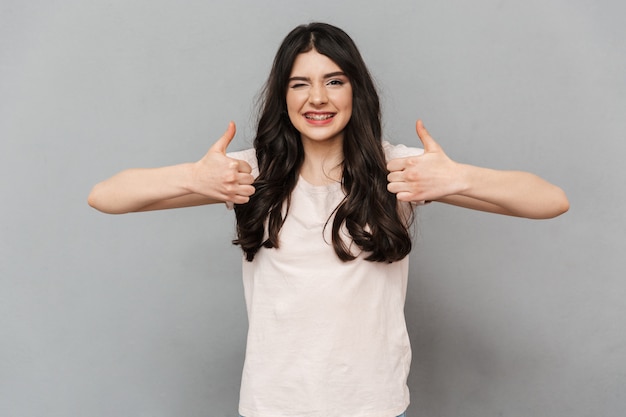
left=88, top=22, right=569, bottom=417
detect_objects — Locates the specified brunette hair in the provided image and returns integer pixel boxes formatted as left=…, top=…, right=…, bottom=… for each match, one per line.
left=234, top=22, right=412, bottom=262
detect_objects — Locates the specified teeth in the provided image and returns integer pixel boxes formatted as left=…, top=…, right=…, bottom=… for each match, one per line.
left=305, top=114, right=334, bottom=120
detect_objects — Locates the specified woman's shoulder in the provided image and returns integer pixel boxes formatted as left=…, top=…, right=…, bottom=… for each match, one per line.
left=382, top=141, right=424, bottom=161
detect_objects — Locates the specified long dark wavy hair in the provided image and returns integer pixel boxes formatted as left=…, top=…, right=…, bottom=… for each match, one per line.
left=234, top=22, right=412, bottom=262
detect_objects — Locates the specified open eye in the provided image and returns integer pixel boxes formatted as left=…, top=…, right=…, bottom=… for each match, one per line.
left=327, top=79, right=344, bottom=86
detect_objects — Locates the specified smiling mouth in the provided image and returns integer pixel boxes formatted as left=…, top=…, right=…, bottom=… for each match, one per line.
left=304, top=113, right=335, bottom=121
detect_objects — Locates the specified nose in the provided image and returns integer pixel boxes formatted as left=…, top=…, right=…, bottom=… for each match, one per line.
left=309, top=84, right=328, bottom=105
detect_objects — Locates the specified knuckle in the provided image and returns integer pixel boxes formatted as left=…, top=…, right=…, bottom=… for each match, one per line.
left=223, top=184, right=235, bottom=194
left=223, top=171, right=237, bottom=183
left=405, top=170, right=419, bottom=182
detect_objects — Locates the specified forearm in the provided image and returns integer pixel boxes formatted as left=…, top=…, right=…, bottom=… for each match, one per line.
left=438, top=164, right=569, bottom=219
left=88, top=163, right=218, bottom=214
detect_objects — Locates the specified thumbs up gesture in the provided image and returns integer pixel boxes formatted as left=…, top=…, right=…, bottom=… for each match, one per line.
left=387, top=120, right=463, bottom=202
left=191, top=122, right=256, bottom=204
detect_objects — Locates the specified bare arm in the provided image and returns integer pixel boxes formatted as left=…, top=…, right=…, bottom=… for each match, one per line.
left=87, top=122, right=255, bottom=214
left=387, top=120, right=569, bottom=219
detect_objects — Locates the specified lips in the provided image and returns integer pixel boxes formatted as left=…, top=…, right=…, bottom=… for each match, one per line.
left=304, top=112, right=335, bottom=121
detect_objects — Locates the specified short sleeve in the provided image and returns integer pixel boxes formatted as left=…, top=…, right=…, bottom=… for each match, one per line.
left=382, top=141, right=428, bottom=207
left=382, top=141, right=424, bottom=159
left=227, top=148, right=259, bottom=177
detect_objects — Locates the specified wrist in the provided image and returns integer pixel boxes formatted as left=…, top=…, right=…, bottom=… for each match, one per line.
left=453, top=162, right=473, bottom=196
left=174, top=162, right=197, bottom=194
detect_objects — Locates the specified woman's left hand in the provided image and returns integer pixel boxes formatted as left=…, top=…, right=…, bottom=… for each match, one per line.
left=387, top=120, right=464, bottom=202
left=386, top=120, right=569, bottom=218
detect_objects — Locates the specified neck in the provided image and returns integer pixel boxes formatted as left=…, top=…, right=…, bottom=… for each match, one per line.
left=299, top=138, right=344, bottom=185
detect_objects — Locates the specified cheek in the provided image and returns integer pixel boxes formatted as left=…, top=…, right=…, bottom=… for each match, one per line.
left=287, top=111, right=299, bottom=127
left=285, top=98, right=297, bottom=123
left=342, top=89, right=354, bottom=113
left=286, top=93, right=304, bottom=113
left=343, top=96, right=353, bottom=118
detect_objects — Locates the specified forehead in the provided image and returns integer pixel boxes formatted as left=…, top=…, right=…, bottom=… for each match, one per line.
left=290, top=50, right=343, bottom=76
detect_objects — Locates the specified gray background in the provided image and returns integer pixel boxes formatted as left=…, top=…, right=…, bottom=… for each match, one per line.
left=1, top=0, right=624, bottom=416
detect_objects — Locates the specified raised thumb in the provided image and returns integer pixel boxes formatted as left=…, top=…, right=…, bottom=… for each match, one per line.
left=209, top=121, right=237, bottom=154
left=415, top=120, right=441, bottom=152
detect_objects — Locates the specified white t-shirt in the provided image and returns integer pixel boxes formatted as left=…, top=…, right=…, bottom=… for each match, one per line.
left=228, top=142, right=424, bottom=417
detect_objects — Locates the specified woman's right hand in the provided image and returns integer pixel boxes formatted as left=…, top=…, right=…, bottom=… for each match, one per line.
left=189, top=121, right=255, bottom=204
left=88, top=122, right=255, bottom=214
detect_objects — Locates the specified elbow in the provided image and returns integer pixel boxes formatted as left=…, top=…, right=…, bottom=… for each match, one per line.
left=558, top=193, right=570, bottom=216
left=87, top=186, right=100, bottom=210
left=87, top=184, right=126, bottom=215
left=540, top=188, right=570, bottom=219
left=87, top=189, right=109, bottom=213
left=554, top=194, right=570, bottom=217
left=517, top=186, right=569, bottom=220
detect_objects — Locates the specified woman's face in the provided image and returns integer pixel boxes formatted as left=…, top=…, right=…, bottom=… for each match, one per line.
left=286, top=49, right=353, bottom=148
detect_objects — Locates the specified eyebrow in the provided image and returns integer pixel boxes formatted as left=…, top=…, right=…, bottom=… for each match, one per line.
left=288, top=71, right=347, bottom=82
